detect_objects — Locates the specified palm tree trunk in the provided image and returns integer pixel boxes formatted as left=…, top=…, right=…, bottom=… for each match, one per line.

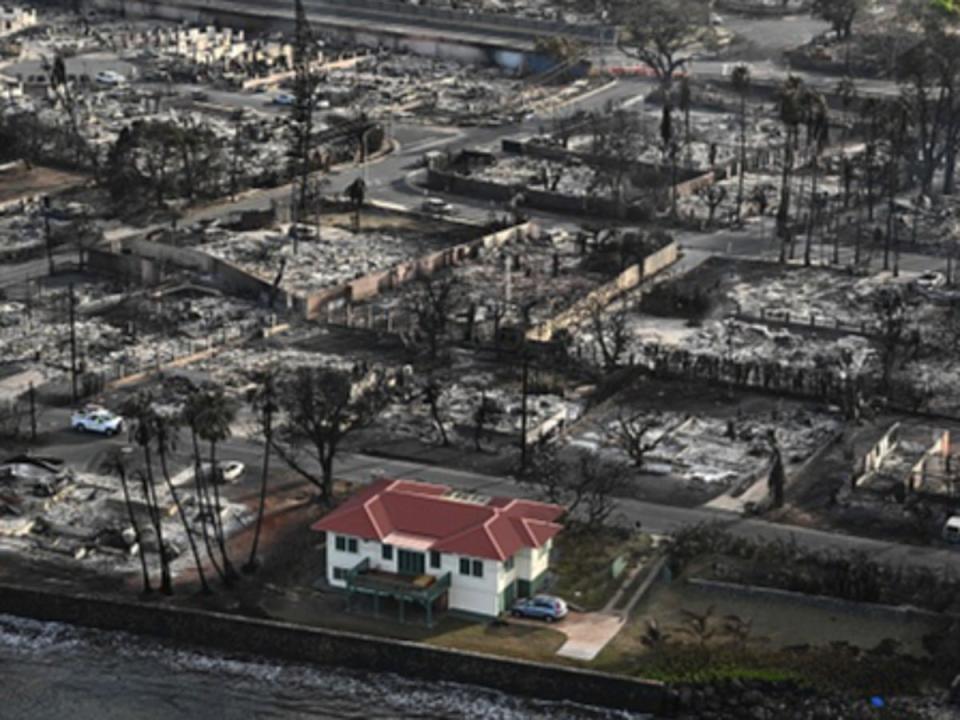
left=158, top=442, right=210, bottom=594
left=209, top=439, right=237, bottom=580
left=804, top=156, right=819, bottom=266
left=191, top=427, right=224, bottom=581
left=119, top=464, right=152, bottom=594
left=245, top=411, right=272, bottom=572
left=737, top=94, right=746, bottom=222
left=141, top=444, right=172, bottom=595
left=321, top=452, right=335, bottom=506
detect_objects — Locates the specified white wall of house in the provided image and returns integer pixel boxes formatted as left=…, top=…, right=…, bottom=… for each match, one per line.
left=446, top=554, right=500, bottom=616
left=324, top=534, right=555, bottom=617
left=326, top=534, right=393, bottom=587
left=516, top=539, right=552, bottom=584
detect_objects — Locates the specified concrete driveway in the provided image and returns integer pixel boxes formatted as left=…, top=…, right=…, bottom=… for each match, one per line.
left=512, top=611, right=625, bottom=662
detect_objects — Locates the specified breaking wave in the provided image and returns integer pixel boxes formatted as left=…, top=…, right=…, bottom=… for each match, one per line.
left=0, top=614, right=645, bottom=720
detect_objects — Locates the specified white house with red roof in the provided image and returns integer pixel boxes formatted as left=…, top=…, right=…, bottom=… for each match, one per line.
left=312, top=478, right=565, bottom=619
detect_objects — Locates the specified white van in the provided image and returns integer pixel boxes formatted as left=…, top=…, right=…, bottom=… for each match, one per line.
left=944, top=516, right=960, bottom=544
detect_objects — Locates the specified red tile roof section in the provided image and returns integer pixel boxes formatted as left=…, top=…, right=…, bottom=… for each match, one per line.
left=311, top=479, right=564, bottom=562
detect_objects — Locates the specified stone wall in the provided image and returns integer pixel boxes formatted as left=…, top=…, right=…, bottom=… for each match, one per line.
left=0, top=582, right=667, bottom=715
left=527, top=241, right=678, bottom=342
left=302, top=222, right=532, bottom=319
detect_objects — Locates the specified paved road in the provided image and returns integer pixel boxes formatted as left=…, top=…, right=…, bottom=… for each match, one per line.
left=21, top=8, right=953, bottom=582
left=33, top=406, right=960, bottom=575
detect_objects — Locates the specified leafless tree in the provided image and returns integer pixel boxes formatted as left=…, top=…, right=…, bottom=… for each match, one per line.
left=472, top=393, right=503, bottom=452
left=766, top=429, right=785, bottom=509
left=698, top=184, right=727, bottom=228
left=872, top=287, right=910, bottom=393
left=520, top=446, right=626, bottom=533
left=272, top=366, right=388, bottom=505
left=422, top=377, right=449, bottom=447
left=410, top=274, right=462, bottom=361
left=587, top=298, right=629, bottom=370
left=614, top=411, right=687, bottom=468
left=812, top=0, right=866, bottom=39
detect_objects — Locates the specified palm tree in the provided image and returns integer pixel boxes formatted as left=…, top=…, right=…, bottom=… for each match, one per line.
left=731, top=64, right=751, bottom=223
left=244, top=371, right=277, bottom=573
left=776, top=76, right=806, bottom=261
left=182, top=390, right=225, bottom=583
left=802, top=89, right=829, bottom=266
left=112, top=451, right=152, bottom=595
left=883, top=98, right=911, bottom=272
left=122, top=391, right=173, bottom=595
left=195, top=383, right=238, bottom=581
left=154, top=406, right=211, bottom=594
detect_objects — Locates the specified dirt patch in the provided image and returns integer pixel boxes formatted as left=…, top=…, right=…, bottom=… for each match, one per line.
left=0, top=165, right=87, bottom=205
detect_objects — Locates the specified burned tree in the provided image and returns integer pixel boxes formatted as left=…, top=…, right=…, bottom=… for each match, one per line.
left=872, top=287, right=910, bottom=393
left=698, top=184, right=727, bottom=228
left=409, top=274, right=461, bottom=362
left=472, top=393, right=503, bottom=452
left=587, top=297, right=629, bottom=370
left=273, top=367, right=388, bottom=505
left=730, top=63, right=751, bottom=222
left=614, top=411, right=688, bottom=469
left=812, top=0, right=866, bottom=40
left=766, top=430, right=785, bottom=509
left=521, top=445, right=626, bottom=533
left=612, top=0, right=710, bottom=147
left=422, top=377, right=450, bottom=447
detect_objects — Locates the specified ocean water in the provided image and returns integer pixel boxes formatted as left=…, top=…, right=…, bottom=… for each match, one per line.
left=0, top=614, right=646, bottom=720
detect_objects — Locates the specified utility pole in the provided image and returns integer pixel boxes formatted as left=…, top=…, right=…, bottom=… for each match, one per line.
left=42, top=196, right=54, bottom=275
left=28, top=382, right=36, bottom=443
left=289, top=0, right=317, bottom=254
left=68, top=283, right=78, bottom=402
left=520, top=350, right=529, bottom=471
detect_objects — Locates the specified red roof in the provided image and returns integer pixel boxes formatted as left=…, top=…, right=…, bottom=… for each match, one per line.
left=311, top=479, right=564, bottom=562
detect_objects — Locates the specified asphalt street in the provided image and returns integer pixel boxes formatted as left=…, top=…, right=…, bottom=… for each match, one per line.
left=32, top=405, right=960, bottom=573
left=14, top=8, right=957, bottom=576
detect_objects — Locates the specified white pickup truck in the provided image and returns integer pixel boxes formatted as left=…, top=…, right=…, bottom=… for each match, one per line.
left=71, top=406, right=124, bottom=436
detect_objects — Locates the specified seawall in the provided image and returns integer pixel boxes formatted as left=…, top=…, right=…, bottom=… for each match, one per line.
left=0, top=581, right=668, bottom=715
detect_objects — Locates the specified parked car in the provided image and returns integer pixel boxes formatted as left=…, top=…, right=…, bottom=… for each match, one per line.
left=944, top=516, right=960, bottom=544
left=271, top=92, right=296, bottom=106
left=94, top=70, right=125, bottom=86
left=913, top=271, right=946, bottom=290
left=422, top=197, right=454, bottom=215
left=197, top=460, right=245, bottom=484
left=71, top=406, right=123, bottom=436
left=511, top=595, right=568, bottom=622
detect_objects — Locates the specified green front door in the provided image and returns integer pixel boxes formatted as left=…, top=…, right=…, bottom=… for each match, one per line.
left=500, top=581, right=517, bottom=612
left=398, top=549, right=426, bottom=576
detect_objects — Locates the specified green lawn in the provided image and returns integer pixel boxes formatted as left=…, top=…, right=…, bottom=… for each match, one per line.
left=426, top=621, right=567, bottom=662
left=549, top=529, right=654, bottom=611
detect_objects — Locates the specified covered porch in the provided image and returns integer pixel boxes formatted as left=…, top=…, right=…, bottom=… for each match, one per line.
left=344, top=557, right=452, bottom=627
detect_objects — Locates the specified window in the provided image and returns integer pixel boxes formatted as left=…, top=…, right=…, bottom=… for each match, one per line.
left=504, top=555, right=514, bottom=571
left=472, top=560, right=483, bottom=578
left=335, top=535, right=346, bottom=552
left=382, top=544, right=393, bottom=561
left=332, top=567, right=347, bottom=580
left=430, top=551, right=441, bottom=569
left=347, top=538, right=358, bottom=553
left=459, top=558, right=471, bottom=575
